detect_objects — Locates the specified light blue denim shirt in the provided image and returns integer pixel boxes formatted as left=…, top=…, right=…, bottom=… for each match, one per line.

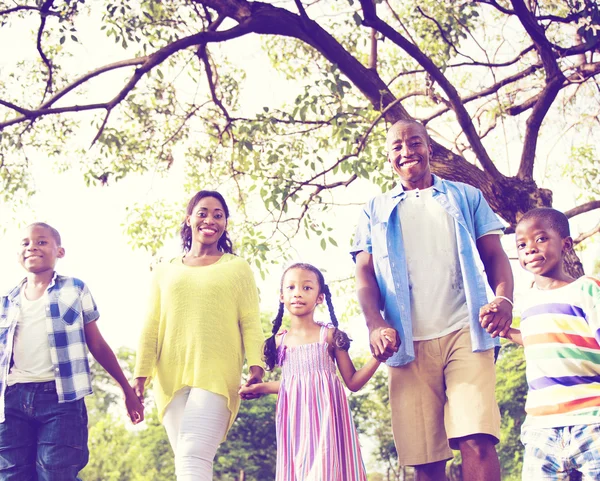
left=351, top=175, right=504, bottom=367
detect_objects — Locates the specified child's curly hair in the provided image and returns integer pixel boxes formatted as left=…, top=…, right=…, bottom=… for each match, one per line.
left=263, top=263, right=351, bottom=371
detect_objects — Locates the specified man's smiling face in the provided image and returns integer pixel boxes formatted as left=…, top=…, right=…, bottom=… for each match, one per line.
left=387, top=121, right=433, bottom=190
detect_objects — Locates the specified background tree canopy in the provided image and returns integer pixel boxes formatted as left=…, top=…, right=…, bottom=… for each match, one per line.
left=1, top=0, right=599, bottom=274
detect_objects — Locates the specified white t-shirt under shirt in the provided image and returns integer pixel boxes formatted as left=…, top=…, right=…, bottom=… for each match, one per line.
left=7, top=290, right=54, bottom=386
left=398, top=187, right=470, bottom=340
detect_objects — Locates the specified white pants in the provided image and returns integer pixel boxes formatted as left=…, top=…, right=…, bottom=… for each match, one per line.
left=162, top=387, right=230, bottom=481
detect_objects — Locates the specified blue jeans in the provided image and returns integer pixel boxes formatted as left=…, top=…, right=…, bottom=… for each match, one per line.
left=0, top=381, right=89, bottom=481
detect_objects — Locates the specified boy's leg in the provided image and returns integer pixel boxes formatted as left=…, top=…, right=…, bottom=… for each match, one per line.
left=442, top=326, right=501, bottom=481
left=521, top=425, right=569, bottom=481
left=569, top=424, right=600, bottom=481
left=0, top=384, right=37, bottom=480
left=35, top=382, right=89, bottom=481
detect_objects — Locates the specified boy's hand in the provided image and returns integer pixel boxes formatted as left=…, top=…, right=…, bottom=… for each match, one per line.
left=124, top=390, right=145, bottom=424
left=479, top=299, right=513, bottom=338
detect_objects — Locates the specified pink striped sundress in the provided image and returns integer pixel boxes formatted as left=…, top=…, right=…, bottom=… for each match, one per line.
left=275, top=325, right=368, bottom=481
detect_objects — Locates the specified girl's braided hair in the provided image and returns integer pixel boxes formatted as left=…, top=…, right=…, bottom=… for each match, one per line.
left=263, top=263, right=351, bottom=371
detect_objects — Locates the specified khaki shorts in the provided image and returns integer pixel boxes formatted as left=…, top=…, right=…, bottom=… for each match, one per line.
left=388, top=326, right=500, bottom=466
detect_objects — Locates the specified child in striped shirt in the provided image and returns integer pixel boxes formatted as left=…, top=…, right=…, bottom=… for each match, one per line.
left=480, top=207, right=600, bottom=480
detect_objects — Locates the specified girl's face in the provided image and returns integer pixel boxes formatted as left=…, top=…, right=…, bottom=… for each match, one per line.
left=280, top=268, right=324, bottom=317
left=186, top=196, right=228, bottom=248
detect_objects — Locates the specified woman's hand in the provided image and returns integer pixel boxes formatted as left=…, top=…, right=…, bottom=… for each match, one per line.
left=241, top=365, right=264, bottom=400
left=132, top=377, right=147, bottom=404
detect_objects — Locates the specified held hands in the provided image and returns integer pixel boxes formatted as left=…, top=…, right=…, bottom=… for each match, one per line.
left=369, top=325, right=400, bottom=362
left=124, top=388, right=145, bottom=425
left=479, top=297, right=513, bottom=338
left=239, top=365, right=264, bottom=400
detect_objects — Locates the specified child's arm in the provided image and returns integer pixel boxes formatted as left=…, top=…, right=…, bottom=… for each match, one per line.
left=84, top=321, right=144, bottom=424
left=335, top=348, right=380, bottom=393
left=239, top=381, right=281, bottom=398
left=503, top=327, right=523, bottom=345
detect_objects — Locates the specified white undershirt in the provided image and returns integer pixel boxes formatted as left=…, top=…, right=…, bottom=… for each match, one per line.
left=7, top=290, right=55, bottom=385
left=398, top=187, right=470, bottom=340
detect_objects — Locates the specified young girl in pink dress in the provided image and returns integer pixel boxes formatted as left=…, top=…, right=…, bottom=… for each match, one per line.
left=239, top=263, right=395, bottom=481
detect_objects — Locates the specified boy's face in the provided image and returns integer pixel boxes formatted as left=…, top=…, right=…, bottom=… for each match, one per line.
left=18, top=225, right=64, bottom=274
left=515, top=217, right=572, bottom=278
left=386, top=122, right=433, bottom=190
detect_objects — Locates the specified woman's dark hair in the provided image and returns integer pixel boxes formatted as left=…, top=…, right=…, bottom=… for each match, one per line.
left=180, top=190, right=234, bottom=254
left=263, top=263, right=351, bottom=371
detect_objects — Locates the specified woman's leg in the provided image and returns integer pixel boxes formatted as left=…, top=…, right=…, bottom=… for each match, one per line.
left=163, top=387, right=229, bottom=481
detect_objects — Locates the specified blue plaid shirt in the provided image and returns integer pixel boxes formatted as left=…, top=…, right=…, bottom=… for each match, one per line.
left=351, top=175, right=504, bottom=367
left=0, top=273, right=99, bottom=422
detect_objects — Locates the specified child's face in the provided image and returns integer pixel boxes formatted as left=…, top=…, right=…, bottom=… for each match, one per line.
left=186, top=196, right=228, bottom=248
left=18, top=225, right=64, bottom=274
left=515, top=216, right=571, bottom=278
left=280, top=268, right=324, bottom=317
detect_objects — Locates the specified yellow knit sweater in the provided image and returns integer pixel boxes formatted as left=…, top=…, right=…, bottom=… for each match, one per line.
left=134, top=254, right=264, bottom=435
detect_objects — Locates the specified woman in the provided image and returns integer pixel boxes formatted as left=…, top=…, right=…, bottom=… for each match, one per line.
left=133, top=190, right=264, bottom=481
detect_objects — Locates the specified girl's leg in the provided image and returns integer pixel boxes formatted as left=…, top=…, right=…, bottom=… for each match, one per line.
left=173, top=388, right=229, bottom=481
left=0, top=385, right=37, bottom=481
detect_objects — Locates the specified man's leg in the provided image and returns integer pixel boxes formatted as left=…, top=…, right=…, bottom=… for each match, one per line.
left=442, top=327, right=501, bottom=481
left=388, top=337, right=452, bottom=472
left=414, top=460, right=447, bottom=481
left=455, top=434, right=500, bottom=481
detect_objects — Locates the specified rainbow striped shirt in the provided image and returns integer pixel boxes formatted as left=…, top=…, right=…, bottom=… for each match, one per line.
left=520, top=276, right=600, bottom=428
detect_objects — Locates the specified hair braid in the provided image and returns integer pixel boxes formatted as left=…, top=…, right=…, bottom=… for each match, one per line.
left=263, top=302, right=285, bottom=371
left=324, top=285, right=351, bottom=351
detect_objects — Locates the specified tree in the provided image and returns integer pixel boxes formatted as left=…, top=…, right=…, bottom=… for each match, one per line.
left=1, top=0, right=599, bottom=275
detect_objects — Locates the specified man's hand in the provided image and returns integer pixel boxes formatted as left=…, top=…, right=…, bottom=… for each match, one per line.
left=369, top=324, right=400, bottom=361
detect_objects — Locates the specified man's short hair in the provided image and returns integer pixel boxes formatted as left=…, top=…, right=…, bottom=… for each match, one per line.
left=28, top=222, right=62, bottom=246
left=518, top=208, right=570, bottom=238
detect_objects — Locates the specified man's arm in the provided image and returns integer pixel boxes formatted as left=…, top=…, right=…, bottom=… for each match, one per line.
left=355, top=251, right=399, bottom=360
left=476, top=234, right=514, bottom=338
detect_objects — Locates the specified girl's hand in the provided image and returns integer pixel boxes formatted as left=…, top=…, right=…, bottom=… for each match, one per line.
left=239, top=383, right=261, bottom=400
left=124, top=389, right=145, bottom=424
left=132, top=377, right=146, bottom=404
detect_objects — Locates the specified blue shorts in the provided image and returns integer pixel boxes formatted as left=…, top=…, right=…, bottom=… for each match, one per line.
left=521, top=423, right=600, bottom=480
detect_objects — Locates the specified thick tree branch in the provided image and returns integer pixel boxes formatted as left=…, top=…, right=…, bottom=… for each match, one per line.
left=423, top=63, right=542, bottom=123
left=564, top=200, right=600, bottom=219
left=359, top=0, right=503, bottom=180
left=0, top=5, right=58, bottom=16
left=37, top=0, right=56, bottom=100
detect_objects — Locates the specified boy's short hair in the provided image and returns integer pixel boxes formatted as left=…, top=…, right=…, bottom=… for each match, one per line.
left=518, top=207, right=570, bottom=238
left=28, top=222, right=62, bottom=246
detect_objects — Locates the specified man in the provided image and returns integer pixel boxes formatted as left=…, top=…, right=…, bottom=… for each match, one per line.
left=351, top=120, right=513, bottom=481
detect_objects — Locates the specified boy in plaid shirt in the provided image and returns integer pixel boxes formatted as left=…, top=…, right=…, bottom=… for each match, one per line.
left=0, top=222, right=144, bottom=480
